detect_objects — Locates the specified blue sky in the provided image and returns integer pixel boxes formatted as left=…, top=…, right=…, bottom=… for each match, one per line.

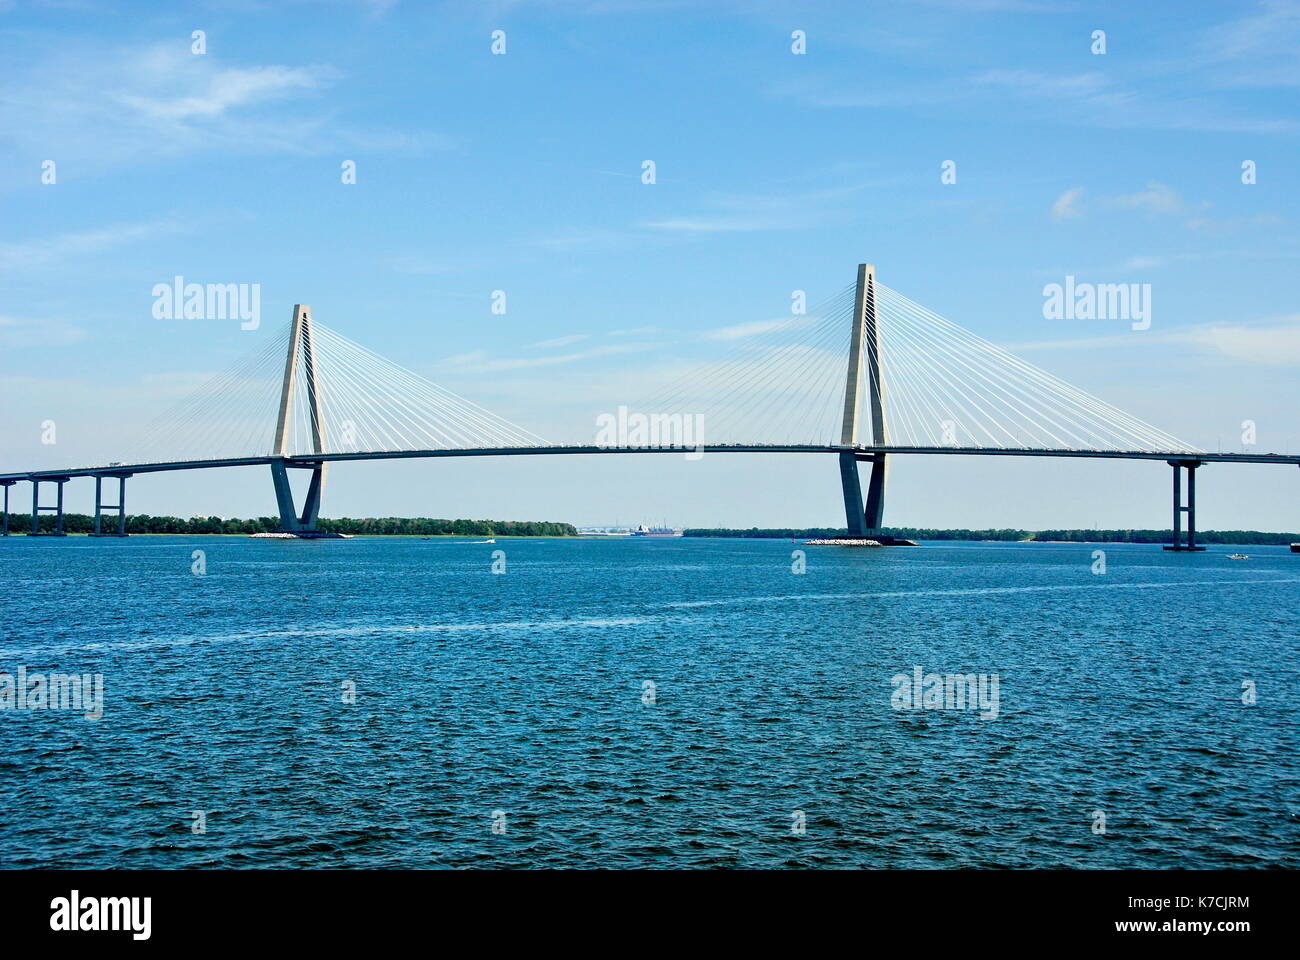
left=2, top=0, right=1298, bottom=530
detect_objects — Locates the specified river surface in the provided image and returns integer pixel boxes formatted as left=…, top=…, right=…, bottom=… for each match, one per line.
left=1, top=536, right=1296, bottom=868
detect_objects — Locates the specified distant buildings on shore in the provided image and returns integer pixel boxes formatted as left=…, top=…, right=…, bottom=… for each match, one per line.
left=578, top=523, right=683, bottom=538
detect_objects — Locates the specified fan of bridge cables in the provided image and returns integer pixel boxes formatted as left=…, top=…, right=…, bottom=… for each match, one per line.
left=871, top=283, right=1197, bottom=452
left=623, top=283, right=858, bottom=448
left=622, top=281, right=1198, bottom=453
left=288, top=321, right=547, bottom=455
left=116, top=320, right=547, bottom=466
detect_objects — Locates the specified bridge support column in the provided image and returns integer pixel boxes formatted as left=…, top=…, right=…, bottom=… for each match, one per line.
left=91, top=475, right=129, bottom=537
left=1, top=480, right=14, bottom=535
left=30, top=477, right=70, bottom=536
left=271, top=459, right=302, bottom=533
left=299, top=465, right=324, bottom=529
left=863, top=455, right=887, bottom=534
left=270, top=459, right=326, bottom=534
left=841, top=452, right=888, bottom=536
left=1163, top=460, right=1205, bottom=551
left=839, top=452, right=867, bottom=537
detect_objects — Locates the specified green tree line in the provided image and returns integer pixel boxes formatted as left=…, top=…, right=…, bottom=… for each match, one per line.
left=4, top=513, right=577, bottom=537
left=683, top=527, right=1300, bottom=545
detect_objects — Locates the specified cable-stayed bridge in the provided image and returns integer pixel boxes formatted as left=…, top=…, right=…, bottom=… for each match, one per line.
left=3, top=264, right=1296, bottom=549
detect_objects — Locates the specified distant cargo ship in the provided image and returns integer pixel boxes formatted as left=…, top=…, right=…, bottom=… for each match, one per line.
left=632, top=523, right=683, bottom=538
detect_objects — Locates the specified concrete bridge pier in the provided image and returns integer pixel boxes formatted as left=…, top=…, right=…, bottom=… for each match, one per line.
left=1, top=480, right=14, bottom=535
left=841, top=452, right=887, bottom=537
left=839, top=451, right=867, bottom=536
left=1163, top=459, right=1205, bottom=551
left=862, top=453, right=887, bottom=535
left=91, top=474, right=130, bottom=536
left=31, top=477, right=70, bottom=536
left=271, top=459, right=326, bottom=533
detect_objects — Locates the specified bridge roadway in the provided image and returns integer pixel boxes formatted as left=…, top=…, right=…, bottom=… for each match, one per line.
left=3, top=443, right=1300, bottom=482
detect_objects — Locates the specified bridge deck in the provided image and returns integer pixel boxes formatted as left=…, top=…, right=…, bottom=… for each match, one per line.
left=3, top=444, right=1299, bottom=482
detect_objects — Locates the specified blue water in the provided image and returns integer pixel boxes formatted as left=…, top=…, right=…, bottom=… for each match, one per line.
left=1, top=536, right=1297, bottom=869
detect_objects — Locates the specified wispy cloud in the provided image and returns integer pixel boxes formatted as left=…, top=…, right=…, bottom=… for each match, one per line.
left=0, top=315, right=86, bottom=348
left=704, top=318, right=807, bottom=341
left=1194, top=0, right=1300, bottom=87
left=1108, top=181, right=1183, bottom=215
left=119, top=63, right=321, bottom=121
left=1051, top=187, right=1084, bottom=221
left=1185, top=212, right=1282, bottom=234
left=0, top=219, right=189, bottom=271
left=1007, top=314, right=1300, bottom=366
left=530, top=334, right=589, bottom=349
left=778, top=61, right=1296, bottom=134
left=437, top=342, right=654, bottom=373
left=0, top=40, right=449, bottom=184
left=644, top=183, right=874, bottom=234
left=1181, top=315, right=1300, bottom=365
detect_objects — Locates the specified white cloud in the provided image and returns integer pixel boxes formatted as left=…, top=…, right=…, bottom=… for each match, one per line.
left=1196, top=1, right=1300, bottom=87
left=437, top=342, right=654, bottom=373
left=120, top=64, right=322, bottom=121
left=0, top=40, right=447, bottom=184
left=704, top=318, right=804, bottom=341
left=0, top=315, right=86, bottom=348
left=1181, top=316, right=1300, bottom=366
left=1051, top=187, right=1084, bottom=221
left=0, top=219, right=189, bottom=271
left=782, top=61, right=1295, bottom=134
left=1185, top=212, right=1282, bottom=234
left=1008, top=315, right=1300, bottom=366
left=1109, top=181, right=1183, bottom=215
left=530, top=334, right=589, bottom=349
left=644, top=183, right=874, bottom=234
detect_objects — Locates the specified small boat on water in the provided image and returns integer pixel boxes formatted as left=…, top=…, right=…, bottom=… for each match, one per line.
left=474, top=538, right=496, bottom=544
left=1292, top=543, right=1300, bottom=553
left=1227, top=553, right=1249, bottom=560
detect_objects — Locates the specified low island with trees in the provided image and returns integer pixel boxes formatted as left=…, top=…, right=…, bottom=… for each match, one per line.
left=5, top=514, right=577, bottom=537
left=7, top=514, right=1298, bottom=545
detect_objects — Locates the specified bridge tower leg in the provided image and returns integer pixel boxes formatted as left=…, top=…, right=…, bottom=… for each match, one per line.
left=839, top=263, right=888, bottom=538
left=270, top=304, right=329, bottom=535
left=1163, top=459, right=1205, bottom=551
